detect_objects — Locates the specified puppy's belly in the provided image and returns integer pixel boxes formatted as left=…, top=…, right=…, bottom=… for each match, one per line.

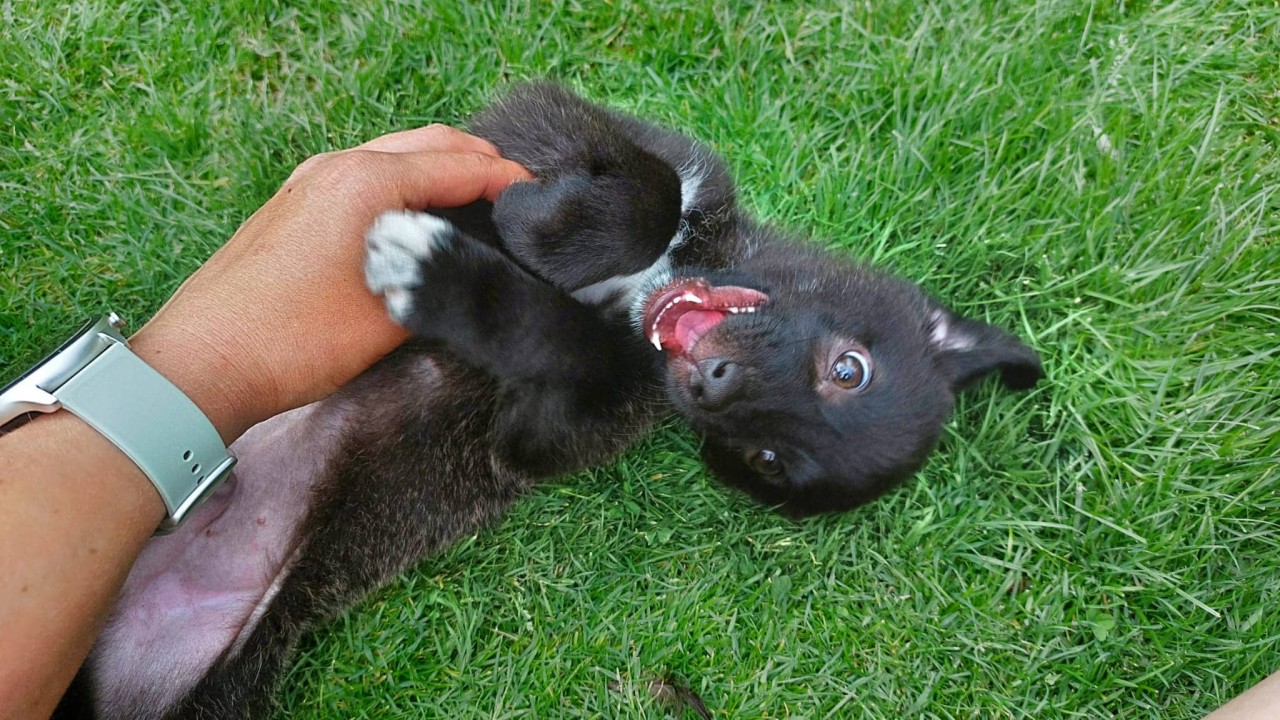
left=85, top=399, right=347, bottom=720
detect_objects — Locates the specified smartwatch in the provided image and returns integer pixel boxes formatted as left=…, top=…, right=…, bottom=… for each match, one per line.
left=0, top=314, right=235, bottom=533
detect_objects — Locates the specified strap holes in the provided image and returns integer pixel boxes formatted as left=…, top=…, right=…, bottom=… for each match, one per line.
left=191, top=463, right=201, bottom=474
left=182, top=450, right=193, bottom=461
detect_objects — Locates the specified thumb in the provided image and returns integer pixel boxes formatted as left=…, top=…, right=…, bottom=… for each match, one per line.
left=386, top=150, right=533, bottom=210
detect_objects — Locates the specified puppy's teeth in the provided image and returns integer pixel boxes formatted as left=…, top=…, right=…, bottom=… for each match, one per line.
left=680, top=293, right=703, bottom=304
left=650, top=330, right=663, bottom=351
left=728, top=307, right=739, bottom=314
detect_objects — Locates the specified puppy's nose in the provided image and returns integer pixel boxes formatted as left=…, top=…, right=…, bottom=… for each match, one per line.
left=690, top=358, right=744, bottom=410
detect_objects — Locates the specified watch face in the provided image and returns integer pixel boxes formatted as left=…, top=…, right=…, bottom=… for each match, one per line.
left=1, top=318, right=100, bottom=434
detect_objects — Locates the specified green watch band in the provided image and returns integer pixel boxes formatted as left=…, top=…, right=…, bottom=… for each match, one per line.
left=57, top=342, right=236, bottom=532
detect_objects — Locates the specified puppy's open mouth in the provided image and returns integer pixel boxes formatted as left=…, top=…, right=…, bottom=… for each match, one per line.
left=642, top=278, right=769, bottom=355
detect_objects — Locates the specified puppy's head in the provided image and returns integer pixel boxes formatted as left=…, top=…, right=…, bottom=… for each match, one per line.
left=641, top=243, right=1042, bottom=518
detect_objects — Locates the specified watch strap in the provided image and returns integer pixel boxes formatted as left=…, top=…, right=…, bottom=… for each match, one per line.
left=56, top=341, right=236, bottom=531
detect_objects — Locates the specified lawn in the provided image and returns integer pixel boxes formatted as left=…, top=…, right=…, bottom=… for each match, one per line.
left=2, top=0, right=1278, bottom=717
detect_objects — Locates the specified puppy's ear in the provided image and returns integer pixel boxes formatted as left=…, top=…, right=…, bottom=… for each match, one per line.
left=927, top=305, right=1043, bottom=392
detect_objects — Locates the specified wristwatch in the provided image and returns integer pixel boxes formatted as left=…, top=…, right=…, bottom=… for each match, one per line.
left=0, top=314, right=236, bottom=533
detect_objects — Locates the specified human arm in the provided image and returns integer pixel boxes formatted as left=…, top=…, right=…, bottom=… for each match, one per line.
left=0, top=125, right=530, bottom=720
left=1203, top=669, right=1280, bottom=719
left=131, top=126, right=531, bottom=442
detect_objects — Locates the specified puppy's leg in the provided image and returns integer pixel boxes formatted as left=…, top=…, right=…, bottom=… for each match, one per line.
left=472, top=82, right=745, bottom=292
left=66, top=356, right=490, bottom=720
left=155, top=352, right=525, bottom=719
left=470, top=83, right=682, bottom=291
left=490, top=171, right=681, bottom=292
left=365, top=210, right=660, bottom=475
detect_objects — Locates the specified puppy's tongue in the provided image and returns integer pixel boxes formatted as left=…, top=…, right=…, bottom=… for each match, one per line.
left=643, top=278, right=769, bottom=355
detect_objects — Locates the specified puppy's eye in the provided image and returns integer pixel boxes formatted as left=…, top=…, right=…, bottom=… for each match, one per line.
left=831, top=351, right=872, bottom=391
left=745, top=449, right=783, bottom=476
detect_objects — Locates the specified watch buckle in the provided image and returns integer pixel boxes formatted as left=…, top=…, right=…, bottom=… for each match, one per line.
left=155, top=456, right=237, bottom=535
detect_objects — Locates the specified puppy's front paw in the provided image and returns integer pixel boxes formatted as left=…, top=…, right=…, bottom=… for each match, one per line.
left=364, top=211, right=455, bottom=323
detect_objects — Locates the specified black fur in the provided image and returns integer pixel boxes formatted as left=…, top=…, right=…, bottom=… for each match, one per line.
left=58, top=82, right=1041, bottom=719
left=464, top=82, right=1042, bottom=517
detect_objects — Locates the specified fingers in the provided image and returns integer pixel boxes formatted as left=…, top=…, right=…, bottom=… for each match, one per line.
left=355, top=124, right=501, bottom=157
left=387, top=150, right=534, bottom=207
left=287, top=126, right=534, bottom=209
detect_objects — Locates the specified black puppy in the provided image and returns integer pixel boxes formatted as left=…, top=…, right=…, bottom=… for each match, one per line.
left=431, top=83, right=1041, bottom=515
left=57, top=83, right=1040, bottom=720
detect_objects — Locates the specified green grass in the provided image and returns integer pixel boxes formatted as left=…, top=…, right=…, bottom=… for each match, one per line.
left=3, top=0, right=1279, bottom=717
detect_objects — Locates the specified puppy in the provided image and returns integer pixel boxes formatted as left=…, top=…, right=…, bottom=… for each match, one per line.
left=56, top=83, right=1041, bottom=720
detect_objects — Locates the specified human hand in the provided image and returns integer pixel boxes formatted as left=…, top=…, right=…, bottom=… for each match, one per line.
left=129, top=125, right=531, bottom=442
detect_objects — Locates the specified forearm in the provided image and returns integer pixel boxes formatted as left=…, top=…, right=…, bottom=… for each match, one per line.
left=0, top=325, right=259, bottom=720
left=129, top=325, right=272, bottom=444
left=0, top=412, right=164, bottom=720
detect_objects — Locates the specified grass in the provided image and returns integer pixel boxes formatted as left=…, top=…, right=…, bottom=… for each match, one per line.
left=2, top=0, right=1278, bottom=717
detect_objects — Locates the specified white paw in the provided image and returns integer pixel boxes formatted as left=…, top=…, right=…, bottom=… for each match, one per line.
left=364, top=211, right=454, bottom=323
